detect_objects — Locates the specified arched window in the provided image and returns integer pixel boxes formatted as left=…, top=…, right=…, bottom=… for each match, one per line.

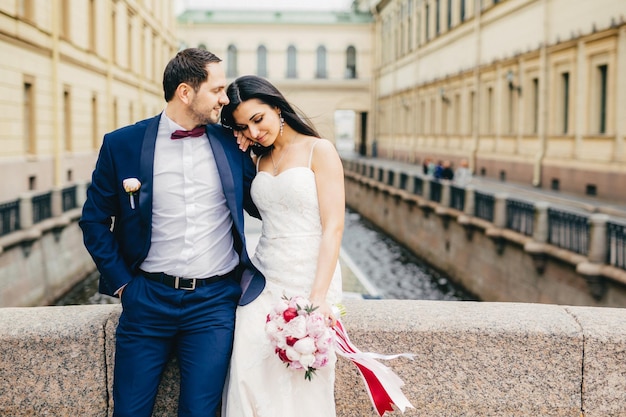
left=257, top=45, right=267, bottom=77
left=286, top=45, right=297, bottom=79
left=316, top=45, right=327, bottom=78
left=345, top=46, right=356, bottom=79
left=227, top=44, right=237, bottom=78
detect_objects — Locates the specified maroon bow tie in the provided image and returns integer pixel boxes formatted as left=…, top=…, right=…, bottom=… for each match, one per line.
left=171, top=126, right=205, bottom=139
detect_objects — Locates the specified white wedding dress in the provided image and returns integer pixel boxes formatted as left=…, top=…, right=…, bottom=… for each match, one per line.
left=222, top=147, right=342, bottom=417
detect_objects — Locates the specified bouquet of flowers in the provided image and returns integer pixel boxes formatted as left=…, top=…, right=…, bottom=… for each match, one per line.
left=266, top=295, right=415, bottom=416
left=265, top=295, right=335, bottom=381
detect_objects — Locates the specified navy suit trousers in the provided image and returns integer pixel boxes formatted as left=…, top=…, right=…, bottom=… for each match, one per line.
left=112, top=274, right=242, bottom=417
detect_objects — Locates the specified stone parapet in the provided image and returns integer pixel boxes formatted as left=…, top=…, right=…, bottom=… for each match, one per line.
left=1, top=300, right=624, bottom=416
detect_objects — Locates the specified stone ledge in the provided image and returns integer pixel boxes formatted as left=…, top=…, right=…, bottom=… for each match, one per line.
left=1, top=300, right=625, bottom=416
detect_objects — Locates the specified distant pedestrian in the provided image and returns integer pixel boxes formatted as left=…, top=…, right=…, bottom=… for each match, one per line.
left=454, top=158, right=473, bottom=186
left=441, top=160, right=454, bottom=181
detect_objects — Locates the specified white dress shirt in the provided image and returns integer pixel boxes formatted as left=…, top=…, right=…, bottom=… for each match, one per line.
left=139, top=113, right=239, bottom=278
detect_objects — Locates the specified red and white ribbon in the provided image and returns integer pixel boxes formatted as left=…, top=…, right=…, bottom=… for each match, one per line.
left=333, top=319, right=414, bottom=416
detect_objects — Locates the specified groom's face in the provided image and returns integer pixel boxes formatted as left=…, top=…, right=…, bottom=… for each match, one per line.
left=189, top=63, right=229, bottom=125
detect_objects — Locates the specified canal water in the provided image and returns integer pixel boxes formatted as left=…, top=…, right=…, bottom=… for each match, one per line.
left=56, top=208, right=475, bottom=305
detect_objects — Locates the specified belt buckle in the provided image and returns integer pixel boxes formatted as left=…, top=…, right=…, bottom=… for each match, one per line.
left=174, top=277, right=196, bottom=290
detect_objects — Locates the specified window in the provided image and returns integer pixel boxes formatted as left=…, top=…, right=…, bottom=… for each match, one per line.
left=111, top=9, right=117, bottom=64
left=63, top=86, right=72, bottom=151
left=18, top=0, right=34, bottom=20
left=408, top=0, right=413, bottom=50
left=60, top=0, right=70, bottom=39
left=92, top=94, right=99, bottom=150
left=286, top=45, right=297, bottom=78
left=560, top=72, right=570, bottom=134
left=460, top=0, right=466, bottom=22
left=454, top=94, right=461, bottom=134
left=532, top=78, right=539, bottom=134
left=425, top=4, right=430, bottom=41
left=416, top=11, right=421, bottom=46
left=469, top=91, right=475, bottom=134
left=257, top=45, right=267, bottom=77
left=506, top=82, right=516, bottom=134
left=486, top=87, right=494, bottom=134
left=316, top=46, right=327, bottom=78
left=447, top=0, right=452, bottom=30
left=23, top=77, right=35, bottom=154
left=345, top=46, right=356, bottom=79
left=89, top=0, right=96, bottom=51
left=127, top=12, right=133, bottom=71
left=598, top=64, right=608, bottom=134
left=227, top=45, right=238, bottom=78
left=113, top=98, right=118, bottom=129
left=436, top=0, right=441, bottom=35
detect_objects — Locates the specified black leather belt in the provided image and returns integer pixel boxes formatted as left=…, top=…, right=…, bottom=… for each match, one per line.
left=140, top=270, right=232, bottom=290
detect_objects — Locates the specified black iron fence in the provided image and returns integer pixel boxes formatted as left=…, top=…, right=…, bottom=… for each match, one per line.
left=450, top=185, right=465, bottom=211
left=429, top=180, right=442, bottom=203
left=32, top=192, right=52, bottom=224
left=506, top=199, right=534, bottom=236
left=547, top=208, right=589, bottom=255
left=474, top=191, right=495, bottom=222
left=413, top=176, right=423, bottom=196
left=343, top=160, right=626, bottom=270
left=607, top=221, right=626, bottom=269
left=62, top=185, right=78, bottom=212
left=0, top=200, right=20, bottom=237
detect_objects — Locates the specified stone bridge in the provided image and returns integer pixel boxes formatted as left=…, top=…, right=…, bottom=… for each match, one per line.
left=1, top=300, right=625, bottom=416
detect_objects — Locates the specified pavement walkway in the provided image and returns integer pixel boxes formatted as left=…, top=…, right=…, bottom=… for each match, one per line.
left=341, top=152, right=626, bottom=220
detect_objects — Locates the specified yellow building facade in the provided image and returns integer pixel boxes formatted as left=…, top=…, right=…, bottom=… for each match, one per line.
left=176, top=9, right=374, bottom=147
left=0, top=0, right=177, bottom=200
left=361, top=0, right=626, bottom=202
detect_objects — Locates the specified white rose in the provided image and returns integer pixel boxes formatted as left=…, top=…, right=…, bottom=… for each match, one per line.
left=299, top=353, right=316, bottom=368
left=284, top=315, right=307, bottom=339
left=293, top=337, right=316, bottom=355
left=123, top=178, right=141, bottom=193
left=285, top=346, right=301, bottom=362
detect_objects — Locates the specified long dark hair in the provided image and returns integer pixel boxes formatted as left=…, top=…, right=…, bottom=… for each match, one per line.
left=221, top=75, right=319, bottom=155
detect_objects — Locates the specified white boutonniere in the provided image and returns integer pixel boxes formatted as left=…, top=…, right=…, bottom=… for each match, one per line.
left=122, top=178, right=141, bottom=209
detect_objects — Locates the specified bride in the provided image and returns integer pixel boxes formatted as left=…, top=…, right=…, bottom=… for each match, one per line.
left=220, top=75, right=345, bottom=417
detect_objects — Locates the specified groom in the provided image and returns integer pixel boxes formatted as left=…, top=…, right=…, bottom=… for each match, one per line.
left=80, top=48, right=264, bottom=417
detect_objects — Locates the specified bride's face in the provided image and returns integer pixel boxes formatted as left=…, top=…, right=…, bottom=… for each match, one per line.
left=231, top=99, right=281, bottom=147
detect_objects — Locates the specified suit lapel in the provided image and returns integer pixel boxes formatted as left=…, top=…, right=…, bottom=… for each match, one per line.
left=138, top=115, right=160, bottom=222
left=208, top=128, right=240, bottom=226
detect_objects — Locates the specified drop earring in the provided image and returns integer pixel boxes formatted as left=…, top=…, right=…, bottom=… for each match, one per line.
left=279, top=114, right=284, bottom=137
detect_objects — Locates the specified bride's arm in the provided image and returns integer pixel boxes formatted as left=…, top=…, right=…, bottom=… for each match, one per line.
left=309, top=139, right=345, bottom=325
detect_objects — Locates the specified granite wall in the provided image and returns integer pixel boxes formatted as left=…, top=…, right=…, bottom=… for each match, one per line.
left=1, top=300, right=625, bottom=416
left=0, top=208, right=95, bottom=307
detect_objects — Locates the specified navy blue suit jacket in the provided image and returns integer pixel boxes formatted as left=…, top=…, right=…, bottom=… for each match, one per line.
left=79, top=114, right=265, bottom=305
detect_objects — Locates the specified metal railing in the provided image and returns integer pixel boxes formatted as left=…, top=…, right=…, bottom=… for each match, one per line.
left=32, top=192, right=52, bottom=224
left=343, top=159, right=626, bottom=271
left=0, top=200, right=20, bottom=237
left=413, top=176, right=423, bottom=196
left=429, top=180, right=442, bottom=203
left=548, top=208, right=589, bottom=255
left=506, top=199, right=534, bottom=236
left=474, top=191, right=495, bottom=222
left=607, top=221, right=626, bottom=269
left=450, top=185, right=465, bottom=211
left=399, top=173, right=408, bottom=190
left=62, top=185, right=78, bottom=212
